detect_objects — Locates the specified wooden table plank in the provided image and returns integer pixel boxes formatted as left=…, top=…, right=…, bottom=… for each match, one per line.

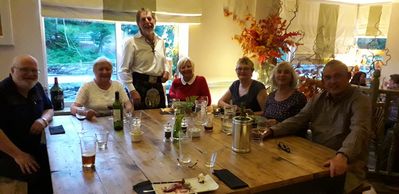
left=46, top=116, right=148, bottom=194
left=46, top=110, right=339, bottom=194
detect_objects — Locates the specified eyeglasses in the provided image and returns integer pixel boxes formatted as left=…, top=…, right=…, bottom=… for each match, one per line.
left=14, top=67, right=40, bottom=74
left=278, top=142, right=291, bottom=153
left=235, top=67, right=253, bottom=72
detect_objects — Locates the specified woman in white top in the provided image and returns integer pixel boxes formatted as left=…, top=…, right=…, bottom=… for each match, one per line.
left=71, top=57, right=132, bottom=120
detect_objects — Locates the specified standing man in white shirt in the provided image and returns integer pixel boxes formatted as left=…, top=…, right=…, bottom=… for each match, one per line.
left=118, top=8, right=170, bottom=109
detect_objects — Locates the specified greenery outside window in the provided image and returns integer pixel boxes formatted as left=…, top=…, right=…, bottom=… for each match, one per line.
left=44, top=17, right=181, bottom=103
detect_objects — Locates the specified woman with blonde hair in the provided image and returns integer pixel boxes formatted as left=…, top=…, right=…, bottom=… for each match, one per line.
left=263, top=61, right=307, bottom=126
left=169, top=57, right=211, bottom=105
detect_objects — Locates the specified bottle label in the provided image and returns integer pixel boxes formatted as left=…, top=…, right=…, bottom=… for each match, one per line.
left=50, top=91, right=64, bottom=110
left=55, top=94, right=64, bottom=100
left=113, top=109, right=121, bottom=121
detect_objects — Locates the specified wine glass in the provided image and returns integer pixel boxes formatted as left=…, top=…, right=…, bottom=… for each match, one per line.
left=256, top=120, right=273, bottom=146
left=76, top=106, right=87, bottom=134
left=124, top=110, right=132, bottom=127
left=257, top=127, right=268, bottom=146
left=198, top=96, right=208, bottom=107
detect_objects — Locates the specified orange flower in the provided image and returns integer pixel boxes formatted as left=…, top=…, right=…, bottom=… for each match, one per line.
left=225, top=10, right=303, bottom=64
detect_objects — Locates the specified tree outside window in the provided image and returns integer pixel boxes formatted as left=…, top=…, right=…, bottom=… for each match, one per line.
left=44, top=18, right=179, bottom=103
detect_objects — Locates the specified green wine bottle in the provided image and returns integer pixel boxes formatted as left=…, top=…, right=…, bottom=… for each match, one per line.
left=113, top=91, right=123, bottom=131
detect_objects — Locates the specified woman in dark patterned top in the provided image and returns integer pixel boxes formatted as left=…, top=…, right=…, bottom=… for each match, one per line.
left=218, top=57, right=268, bottom=115
left=263, top=62, right=307, bottom=126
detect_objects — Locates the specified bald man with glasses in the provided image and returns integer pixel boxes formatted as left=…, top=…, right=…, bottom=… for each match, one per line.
left=0, top=55, right=53, bottom=194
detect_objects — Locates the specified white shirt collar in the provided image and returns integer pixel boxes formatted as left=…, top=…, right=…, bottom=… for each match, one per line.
left=181, top=75, right=196, bottom=85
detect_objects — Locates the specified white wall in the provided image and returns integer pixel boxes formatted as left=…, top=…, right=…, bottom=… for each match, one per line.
left=188, top=0, right=244, bottom=103
left=381, top=1, right=399, bottom=81
left=0, top=0, right=47, bottom=86
left=189, top=0, right=242, bottom=83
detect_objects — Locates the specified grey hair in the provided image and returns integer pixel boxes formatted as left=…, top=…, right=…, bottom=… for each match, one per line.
left=136, top=8, right=156, bottom=25
left=92, top=57, right=112, bottom=72
left=177, top=56, right=194, bottom=74
left=270, top=61, right=298, bottom=89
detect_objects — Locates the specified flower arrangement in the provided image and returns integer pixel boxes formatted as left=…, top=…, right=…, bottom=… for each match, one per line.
left=224, top=8, right=303, bottom=64
left=297, top=77, right=324, bottom=100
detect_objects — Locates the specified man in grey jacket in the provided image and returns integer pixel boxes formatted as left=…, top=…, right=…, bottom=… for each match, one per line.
left=265, top=60, right=371, bottom=193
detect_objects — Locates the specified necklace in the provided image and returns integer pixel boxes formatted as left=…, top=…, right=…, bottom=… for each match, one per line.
left=144, top=37, right=155, bottom=53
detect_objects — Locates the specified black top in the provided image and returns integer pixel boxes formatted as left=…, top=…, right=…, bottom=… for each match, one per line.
left=263, top=90, right=307, bottom=122
left=0, top=75, right=52, bottom=155
left=229, top=80, right=265, bottom=112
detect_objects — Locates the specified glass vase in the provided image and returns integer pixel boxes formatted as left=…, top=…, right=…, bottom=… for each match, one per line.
left=257, top=61, right=274, bottom=92
left=173, top=108, right=184, bottom=141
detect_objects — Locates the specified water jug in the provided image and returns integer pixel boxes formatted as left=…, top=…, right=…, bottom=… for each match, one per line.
left=232, top=116, right=253, bottom=153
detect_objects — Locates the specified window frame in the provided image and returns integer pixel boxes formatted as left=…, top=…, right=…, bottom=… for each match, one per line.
left=42, top=17, right=189, bottom=107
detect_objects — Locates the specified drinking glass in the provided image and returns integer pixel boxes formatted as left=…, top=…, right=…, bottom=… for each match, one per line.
left=222, top=106, right=235, bottom=135
left=131, top=117, right=142, bottom=132
left=76, top=106, right=87, bottom=133
left=194, top=99, right=207, bottom=125
left=95, top=130, right=109, bottom=150
left=80, top=134, right=96, bottom=169
left=201, top=146, right=222, bottom=171
left=124, top=110, right=132, bottom=125
left=203, top=113, right=214, bottom=131
left=204, top=151, right=218, bottom=168
left=178, top=132, right=192, bottom=166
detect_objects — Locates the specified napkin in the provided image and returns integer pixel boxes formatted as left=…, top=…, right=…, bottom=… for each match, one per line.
left=133, top=180, right=155, bottom=194
left=160, top=108, right=174, bottom=115
left=213, top=169, right=248, bottom=189
left=49, top=125, right=65, bottom=135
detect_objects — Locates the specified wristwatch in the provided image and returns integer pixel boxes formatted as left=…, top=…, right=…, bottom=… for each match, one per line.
left=41, top=117, right=49, bottom=127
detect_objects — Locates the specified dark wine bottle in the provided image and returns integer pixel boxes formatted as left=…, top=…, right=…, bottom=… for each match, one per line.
left=50, top=77, right=64, bottom=110
left=113, top=91, right=123, bottom=131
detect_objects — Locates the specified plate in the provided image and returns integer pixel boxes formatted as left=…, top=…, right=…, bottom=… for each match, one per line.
left=152, top=174, right=219, bottom=194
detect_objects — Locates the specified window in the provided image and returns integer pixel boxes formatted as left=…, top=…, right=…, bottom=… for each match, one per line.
left=356, top=37, right=387, bottom=50
left=44, top=17, right=182, bottom=104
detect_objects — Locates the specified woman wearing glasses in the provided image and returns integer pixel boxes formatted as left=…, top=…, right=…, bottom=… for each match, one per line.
left=218, top=57, right=267, bottom=115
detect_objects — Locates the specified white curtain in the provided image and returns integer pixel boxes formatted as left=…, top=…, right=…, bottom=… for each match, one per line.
left=281, top=0, right=396, bottom=59
left=222, top=0, right=280, bottom=20
left=356, top=4, right=391, bottom=37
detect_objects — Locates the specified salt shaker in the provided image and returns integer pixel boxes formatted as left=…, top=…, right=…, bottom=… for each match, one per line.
left=164, top=123, right=172, bottom=142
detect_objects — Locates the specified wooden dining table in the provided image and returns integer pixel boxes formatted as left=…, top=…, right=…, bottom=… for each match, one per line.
left=45, top=109, right=344, bottom=194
